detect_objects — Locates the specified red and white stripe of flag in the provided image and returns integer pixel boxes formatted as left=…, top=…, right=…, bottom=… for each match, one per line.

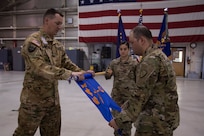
left=78, top=0, right=204, bottom=43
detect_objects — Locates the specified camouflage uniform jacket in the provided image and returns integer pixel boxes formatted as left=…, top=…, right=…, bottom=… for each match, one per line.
left=115, top=45, right=180, bottom=134
left=105, top=56, right=138, bottom=106
left=20, top=29, right=82, bottom=108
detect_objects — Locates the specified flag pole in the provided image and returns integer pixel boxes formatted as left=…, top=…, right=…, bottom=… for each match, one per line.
left=138, top=3, right=143, bottom=25
left=95, top=71, right=106, bottom=76
left=116, top=9, right=127, bottom=58
left=164, top=8, right=172, bottom=58
left=164, top=8, right=169, bottom=42
left=140, top=3, right=143, bottom=15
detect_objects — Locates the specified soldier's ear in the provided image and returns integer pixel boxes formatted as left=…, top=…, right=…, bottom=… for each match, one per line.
left=140, top=36, right=144, bottom=42
left=140, top=36, right=147, bottom=45
left=44, top=17, right=49, bottom=25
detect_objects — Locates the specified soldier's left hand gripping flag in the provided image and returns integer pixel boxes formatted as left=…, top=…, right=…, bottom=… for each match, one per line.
left=75, top=73, right=121, bottom=122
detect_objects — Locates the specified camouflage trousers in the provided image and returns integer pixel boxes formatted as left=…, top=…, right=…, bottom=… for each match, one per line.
left=112, top=110, right=132, bottom=136
left=13, top=104, right=61, bottom=136
left=134, top=131, right=173, bottom=136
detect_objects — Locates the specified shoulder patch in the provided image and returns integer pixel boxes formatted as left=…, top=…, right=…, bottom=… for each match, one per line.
left=31, top=39, right=41, bottom=47
left=28, top=44, right=37, bottom=53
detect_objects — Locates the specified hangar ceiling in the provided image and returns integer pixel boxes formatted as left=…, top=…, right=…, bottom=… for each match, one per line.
left=0, top=0, right=31, bottom=12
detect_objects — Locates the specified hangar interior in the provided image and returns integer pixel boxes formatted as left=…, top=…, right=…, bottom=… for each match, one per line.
left=0, top=0, right=204, bottom=79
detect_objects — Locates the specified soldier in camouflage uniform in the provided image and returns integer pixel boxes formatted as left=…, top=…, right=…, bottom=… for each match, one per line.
left=105, top=41, right=138, bottom=136
left=13, top=8, right=94, bottom=136
left=109, top=25, right=180, bottom=136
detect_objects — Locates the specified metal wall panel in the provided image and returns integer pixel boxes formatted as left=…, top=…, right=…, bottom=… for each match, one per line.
left=66, top=0, right=78, bottom=6
left=0, top=16, right=13, bottom=27
left=16, top=41, right=24, bottom=47
left=65, top=27, right=78, bottom=37
left=0, top=0, right=79, bottom=51
left=16, top=29, right=36, bottom=37
left=16, top=0, right=78, bottom=10
left=16, top=14, right=42, bottom=27
left=34, top=0, right=62, bottom=9
left=17, top=0, right=63, bottom=10
left=0, top=30, right=13, bottom=37
left=16, top=0, right=36, bottom=10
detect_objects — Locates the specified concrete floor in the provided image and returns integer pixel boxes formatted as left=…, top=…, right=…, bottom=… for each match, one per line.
left=0, top=71, right=204, bottom=136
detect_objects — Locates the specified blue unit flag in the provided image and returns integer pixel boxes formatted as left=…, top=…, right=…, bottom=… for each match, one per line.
left=75, top=73, right=121, bottom=122
left=117, top=11, right=127, bottom=58
left=157, top=10, right=171, bottom=57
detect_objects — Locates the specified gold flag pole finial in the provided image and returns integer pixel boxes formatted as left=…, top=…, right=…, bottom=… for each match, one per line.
left=117, top=9, right=121, bottom=16
left=140, top=3, right=143, bottom=13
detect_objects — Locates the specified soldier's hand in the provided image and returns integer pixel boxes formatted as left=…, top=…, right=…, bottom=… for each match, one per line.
left=86, top=70, right=95, bottom=77
left=72, top=72, right=85, bottom=81
left=108, top=119, right=119, bottom=130
left=106, top=69, right=113, bottom=76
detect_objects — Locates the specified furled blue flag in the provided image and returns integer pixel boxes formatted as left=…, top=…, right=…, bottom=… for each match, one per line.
left=157, top=8, right=171, bottom=57
left=75, top=73, right=121, bottom=122
left=116, top=10, right=127, bottom=58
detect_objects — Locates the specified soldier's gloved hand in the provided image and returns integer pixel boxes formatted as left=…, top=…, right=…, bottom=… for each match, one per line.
left=86, top=70, right=95, bottom=77
left=71, top=72, right=85, bottom=81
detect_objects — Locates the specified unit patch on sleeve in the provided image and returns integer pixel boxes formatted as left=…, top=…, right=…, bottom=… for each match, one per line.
left=28, top=44, right=37, bottom=52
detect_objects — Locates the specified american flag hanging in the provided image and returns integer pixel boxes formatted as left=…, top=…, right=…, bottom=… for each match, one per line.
left=78, top=0, right=204, bottom=43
